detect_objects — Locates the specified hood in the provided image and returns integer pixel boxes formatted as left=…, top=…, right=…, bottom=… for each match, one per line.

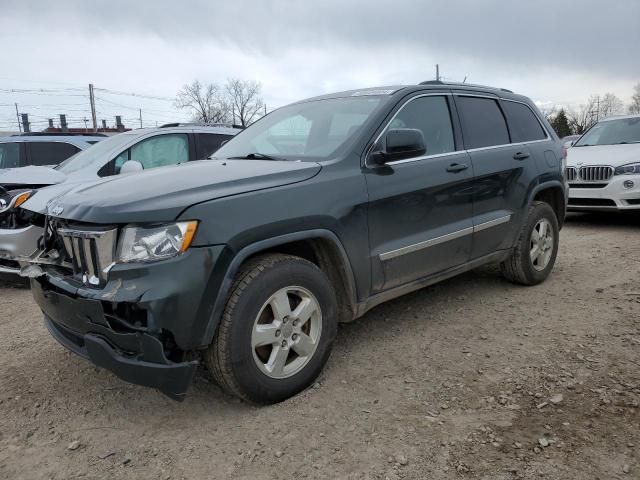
left=0, top=165, right=66, bottom=188
left=41, top=159, right=322, bottom=224
left=20, top=178, right=107, bottom=215
left=566, top=143, right=640, bottom=168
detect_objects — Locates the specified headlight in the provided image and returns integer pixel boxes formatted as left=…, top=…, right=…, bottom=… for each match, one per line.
left=0, top=189, right=32, bottom=213
left=117, top=221, right=198, bottom=263
left=615, top=163, right=640, bottom=175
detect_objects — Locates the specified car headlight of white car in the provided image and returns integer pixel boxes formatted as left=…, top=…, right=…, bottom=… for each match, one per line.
left=117, top=221, right=198, bottom=263
left=615, top=163, right=640, bottom=175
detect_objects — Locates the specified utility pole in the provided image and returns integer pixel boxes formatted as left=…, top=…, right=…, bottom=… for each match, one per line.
left=83, top=117, right=89, bottom=129
left=89, top=83, right=98, bottom=132
left=435, top=64, right=440, bottom=81
left=139, top=109, right=143, bottom=128
left=14, top=103, right=21, bottom=133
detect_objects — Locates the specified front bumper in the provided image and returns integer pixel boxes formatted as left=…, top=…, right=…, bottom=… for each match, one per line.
left=30, top=245, right=227, bottom=399
left=0, top=225, right=43, bottom=274
left=568, top=175, right=640, bottom=211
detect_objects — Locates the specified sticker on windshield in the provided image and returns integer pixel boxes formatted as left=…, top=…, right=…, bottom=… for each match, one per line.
left=351, top=89, right=397, bottom=97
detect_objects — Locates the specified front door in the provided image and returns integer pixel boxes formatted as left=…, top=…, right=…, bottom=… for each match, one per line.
left=365, top=94, right=475, bottom=292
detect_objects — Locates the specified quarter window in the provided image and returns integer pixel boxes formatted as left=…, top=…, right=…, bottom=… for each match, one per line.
left=456, top=96, right=510, bottom=149
left=29, top=142, right=80, bottom=166
left=502, top=101, right=546, bottom=142
left=385, top=96, right=455, bottom=156
left=197, top=133, right=232, bottom=158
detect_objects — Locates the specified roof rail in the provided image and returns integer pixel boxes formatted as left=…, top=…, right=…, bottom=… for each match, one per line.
left=159, top=122, right=245, bottom=129
left=418, top=80, right=513, bottom=94
left=12, top=132, right=108, bottom=137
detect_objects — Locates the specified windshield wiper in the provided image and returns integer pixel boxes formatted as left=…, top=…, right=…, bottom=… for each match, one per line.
left=228, top=153, right=286, bottom=161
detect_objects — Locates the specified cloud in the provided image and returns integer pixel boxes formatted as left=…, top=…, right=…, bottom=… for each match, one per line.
left=1, top=0, right=638, bottom=128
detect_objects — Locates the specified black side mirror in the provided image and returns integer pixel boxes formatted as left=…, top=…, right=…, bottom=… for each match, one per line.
left=370, top=128, right=426, bottom=165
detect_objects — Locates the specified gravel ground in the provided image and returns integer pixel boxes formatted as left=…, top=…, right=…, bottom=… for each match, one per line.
left=0, top=213, right=639, bottom=480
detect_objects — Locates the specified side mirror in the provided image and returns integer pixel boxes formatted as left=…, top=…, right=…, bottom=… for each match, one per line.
left=370, top=128, right=426, bottom=165
left=120, top=160, right=144, bottom=174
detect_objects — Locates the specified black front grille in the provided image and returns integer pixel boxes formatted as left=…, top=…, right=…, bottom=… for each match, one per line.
left=569, top=183, right=608, bottom=189
left=568, top=198, right=617, bottom=207
left=627, top=199, right=640, bottom=205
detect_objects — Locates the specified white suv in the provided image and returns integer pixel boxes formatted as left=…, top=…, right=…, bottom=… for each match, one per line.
left=566, top=114, right=640, bottom=211
left=0, top=124, right=239, bottom=277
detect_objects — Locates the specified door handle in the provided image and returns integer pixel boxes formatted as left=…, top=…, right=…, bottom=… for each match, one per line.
left=446, top=163, right=469, bottom=173
left=513, top=152, right=530, bottom=160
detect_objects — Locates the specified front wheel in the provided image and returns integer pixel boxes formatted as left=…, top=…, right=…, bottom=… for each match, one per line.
left=205, top=254, right=338, bottom=403
left=500, top=201, right=559, bottom=285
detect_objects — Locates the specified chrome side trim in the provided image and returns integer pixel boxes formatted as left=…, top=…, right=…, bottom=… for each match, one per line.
left=379, top=215, right=512, bottom=261
left=473, top=215, right=511, bottom=233
left=379, top=227, right=473, bottom=261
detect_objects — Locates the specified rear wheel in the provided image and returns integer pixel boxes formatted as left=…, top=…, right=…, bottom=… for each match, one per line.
left=501, top=201, right=559, bottom=285
left=206, top=253, right=338, bottom=403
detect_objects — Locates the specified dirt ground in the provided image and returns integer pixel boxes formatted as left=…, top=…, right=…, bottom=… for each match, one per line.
left=0, top=213, right=639, bottom=480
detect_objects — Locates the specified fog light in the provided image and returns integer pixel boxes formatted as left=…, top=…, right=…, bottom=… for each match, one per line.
left=623, top=180, right=635, bottom=189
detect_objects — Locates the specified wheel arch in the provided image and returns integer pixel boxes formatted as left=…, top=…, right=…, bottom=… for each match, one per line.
left=529, top=181, right=566, bottom=229
left=201, top=229, right=358, bottom=347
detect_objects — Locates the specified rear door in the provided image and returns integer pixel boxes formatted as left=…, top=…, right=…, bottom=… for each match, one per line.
left=454, top=94, right=536, bottom=259
left=365, top=93, right=475, bottom=292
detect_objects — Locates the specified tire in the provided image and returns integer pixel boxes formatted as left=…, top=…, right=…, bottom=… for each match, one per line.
left=205, top=253, right=338, bottom=404
left=500, top=201, right=559, bottom=286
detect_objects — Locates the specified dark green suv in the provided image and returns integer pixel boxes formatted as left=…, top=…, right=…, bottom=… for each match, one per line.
left=21, top=82, right=566, bottom=403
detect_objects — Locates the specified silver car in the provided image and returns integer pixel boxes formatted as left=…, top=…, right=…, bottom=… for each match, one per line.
left=0, top=124, right=239, bottom=276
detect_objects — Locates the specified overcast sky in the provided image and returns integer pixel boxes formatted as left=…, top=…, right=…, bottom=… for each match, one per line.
left=1, top=0, right=639, bottom=130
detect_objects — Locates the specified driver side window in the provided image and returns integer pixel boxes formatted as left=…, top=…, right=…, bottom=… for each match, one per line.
left=386, top=96, right=455, bottom=156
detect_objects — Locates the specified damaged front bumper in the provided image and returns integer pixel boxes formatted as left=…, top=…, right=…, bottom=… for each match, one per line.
left=26, top=245, right=226, bottom=400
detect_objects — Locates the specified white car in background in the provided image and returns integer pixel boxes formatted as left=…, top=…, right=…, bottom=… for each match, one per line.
left=0, top=124, right=240, bottom=277
left=566, top=114, right=640, bottom=211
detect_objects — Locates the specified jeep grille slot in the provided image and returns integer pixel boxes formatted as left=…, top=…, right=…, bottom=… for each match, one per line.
left=58, top=228, right=117, bottom=286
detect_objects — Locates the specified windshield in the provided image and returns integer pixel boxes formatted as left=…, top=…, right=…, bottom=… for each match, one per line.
left=212, top=96, right=385, bottom=161
left=0, top=142, right=21, bottom=169
left=55, top=133, right=136, bottom=173
left=575, top=117, right=640, bottom=147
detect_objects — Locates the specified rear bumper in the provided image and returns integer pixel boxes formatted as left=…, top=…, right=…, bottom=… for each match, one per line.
left=0, top=225, right=43, bottom=274
left=33, top=281, right=198, bottom=400
left=568, top=175, right=640, bottom=211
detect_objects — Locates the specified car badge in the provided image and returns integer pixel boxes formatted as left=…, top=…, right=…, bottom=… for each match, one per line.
left=50, top=205, right=64, bottom=216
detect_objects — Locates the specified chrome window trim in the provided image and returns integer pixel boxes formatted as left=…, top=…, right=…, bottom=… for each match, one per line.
left=379, top=214, right=512, bottom=261
left=366, top=91, right=552, bottom=168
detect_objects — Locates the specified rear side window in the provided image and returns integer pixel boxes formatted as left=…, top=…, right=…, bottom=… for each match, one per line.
left=456, top=96, right=510, bottom=149
left=386, top=96, right=455, bottom=156
left=502, top=101, right=547, bottom=142
left=197, top=133, right=232, bottom=158
left=0, top=143, right=22, bottom=169
left=28, top=142, right=80, bottom=166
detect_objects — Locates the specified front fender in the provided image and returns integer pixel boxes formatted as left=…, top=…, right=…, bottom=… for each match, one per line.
left=197, top=229, right=358, bottom=347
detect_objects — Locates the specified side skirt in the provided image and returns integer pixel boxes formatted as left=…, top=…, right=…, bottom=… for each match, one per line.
left=353, top=250, right=508, bottom=319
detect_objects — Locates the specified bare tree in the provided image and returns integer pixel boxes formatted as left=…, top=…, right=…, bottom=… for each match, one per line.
left=567, top=96, right=598, bottom=134
left=599, top=93, right=624, bottom=119
left=225, top=79, right=265, bottom=127
left=629, top=83, right=640, bottom=114
left=175, top=80, right=230, bottom=123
